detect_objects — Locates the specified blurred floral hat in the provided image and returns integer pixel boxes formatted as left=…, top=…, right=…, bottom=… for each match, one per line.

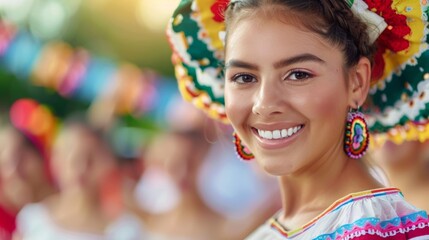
left=9, top=98, right=59, bottom=183
left=166, top=0, right=429, bottom=146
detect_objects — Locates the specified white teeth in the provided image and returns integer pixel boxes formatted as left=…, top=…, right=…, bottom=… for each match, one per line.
left=281, top=129, right=287, bottom=138
left=273, top=130, right=281, bottom=139
left=265, top=131, right=273, bottom=139
left=287, top=128, right=293, bottom=136
left=257, top=125, right=302, bottom=140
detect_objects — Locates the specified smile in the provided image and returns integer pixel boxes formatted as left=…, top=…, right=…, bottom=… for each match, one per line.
left=257, top=125, right=303, bottom=140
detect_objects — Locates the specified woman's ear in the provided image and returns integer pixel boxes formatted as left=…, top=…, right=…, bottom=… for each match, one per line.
left=348, top=57, right=371, bottom=108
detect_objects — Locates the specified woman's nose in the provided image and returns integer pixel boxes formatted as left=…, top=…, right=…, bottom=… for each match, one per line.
left=252, top=80, right=285, bottom=117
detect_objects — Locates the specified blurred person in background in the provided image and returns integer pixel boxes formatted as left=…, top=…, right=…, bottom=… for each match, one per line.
left=0, top=100, right=57, bottom=240
left=13, top=116, right=144, bottom=240
left=372, top=139, right=429, bottom=212
left=130, top=98, right=279, bottom=240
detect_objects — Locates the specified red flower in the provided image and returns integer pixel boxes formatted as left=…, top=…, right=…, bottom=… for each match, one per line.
left=364, top=0, right=411, bottom=81
left=210, top=0, right=230, bottom=22
left=371, top=50, right=385, bottom=81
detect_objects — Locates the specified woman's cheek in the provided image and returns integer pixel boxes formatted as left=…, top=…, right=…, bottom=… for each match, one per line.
left=225, top=89, right=249, bottom=123
left=300, top=85, right=347, bottom=118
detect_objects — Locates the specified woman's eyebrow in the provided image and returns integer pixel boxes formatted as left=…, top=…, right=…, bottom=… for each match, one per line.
left=273, top=53, right=326, bottom=69
left=224, top=53, right=325, bottom=70
left=224, top=60, right=258, bottom=70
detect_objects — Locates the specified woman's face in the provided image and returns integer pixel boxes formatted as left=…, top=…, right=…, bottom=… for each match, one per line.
left=51, top=125, right=113, bottom=192
left=0, top=128, right=48, bottom=204
left=144, top=131, right=208, bottom=193
left=224, top=16, right=354, bottom=175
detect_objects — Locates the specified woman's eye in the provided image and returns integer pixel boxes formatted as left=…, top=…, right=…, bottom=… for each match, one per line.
left=287, top=71, right=312, bottom=81
left=232, top=74, right=256, bottom=84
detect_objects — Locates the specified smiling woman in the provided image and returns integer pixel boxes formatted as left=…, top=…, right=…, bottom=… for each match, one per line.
left=167, top=0, right=429, bottom=239
left=224, top=19, right=354, bottom=176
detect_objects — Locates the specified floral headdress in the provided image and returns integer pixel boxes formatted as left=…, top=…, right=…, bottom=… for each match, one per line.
left=166, top=0, right=429, bottom=146
left=9, top=98, right=59, bottom=183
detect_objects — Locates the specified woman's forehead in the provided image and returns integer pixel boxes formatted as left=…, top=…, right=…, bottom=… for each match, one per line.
left=225, top=17, right=339, bottom=63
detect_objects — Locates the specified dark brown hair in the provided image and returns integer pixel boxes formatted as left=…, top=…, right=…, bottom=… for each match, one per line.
left=225, top=0, right=376, bottom=68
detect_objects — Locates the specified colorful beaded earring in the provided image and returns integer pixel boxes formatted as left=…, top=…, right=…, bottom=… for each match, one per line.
left=233, top=132, right=254, bottom=161
left=344, top=108, right=369, bottom=159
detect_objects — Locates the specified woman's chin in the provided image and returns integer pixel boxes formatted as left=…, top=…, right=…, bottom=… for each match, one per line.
left=256, top=157, right=297, bottom=176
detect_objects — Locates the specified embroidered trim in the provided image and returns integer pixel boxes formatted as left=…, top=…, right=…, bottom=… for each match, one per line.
left=270, top=188, right=401, bottom=238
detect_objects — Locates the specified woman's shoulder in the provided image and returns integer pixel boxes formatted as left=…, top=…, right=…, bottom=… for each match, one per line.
left=16, top=202, right=49, bottom=223
left=333, top=187, right=424, bottom=219
left=105, top=212, right=146, bottom=240
left=15, top=202, right=58, bottom=239
left=246, top=188, right=429, bottom=239
left=16, top=195, right=59, bottom=224
left=314, top=187, right=429, bottom=238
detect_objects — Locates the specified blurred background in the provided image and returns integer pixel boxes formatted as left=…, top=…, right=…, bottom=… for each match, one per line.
left=0, top=1, right=279, bottom=239
left=0, top=0, right=179, bottom=116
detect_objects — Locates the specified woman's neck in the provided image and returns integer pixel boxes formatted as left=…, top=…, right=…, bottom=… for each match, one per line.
left=34, top=185, right=56, bottom=202
left=0, top=183, right=33, bottom=213
left=277, top=147, right=380, bottom=230
left=55, top=188, right=102, bottom=216
left=173, top=191, right=215, bottom=217
left=45, top=188, right=110, bottom=234
left=0, top=189, right=20, bottom=214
